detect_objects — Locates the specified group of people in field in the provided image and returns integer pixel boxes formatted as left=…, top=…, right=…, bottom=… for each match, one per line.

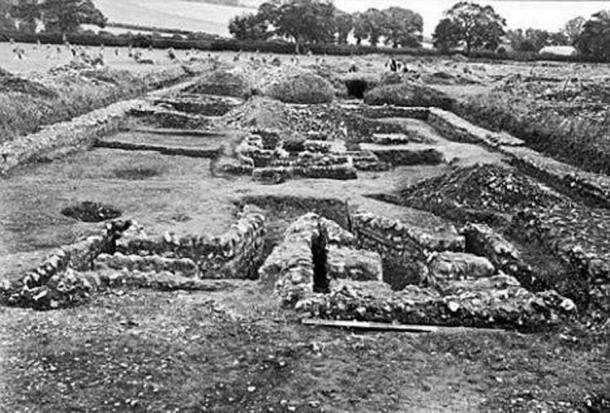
left=9, top=37, right=410, bottom=77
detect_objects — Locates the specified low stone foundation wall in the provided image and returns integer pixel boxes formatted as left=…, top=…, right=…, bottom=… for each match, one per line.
left=460, top=223, right=533, bottom=283
left=0, top=221, right=129, bottom=309
left=344, top=151, right=390, bottom=171
left=428, top=107, right=524, bottom=148
left=327, top=247, right=383, bottom=282
left=512, top=206, right=610, bottom=318
left=340, top=104, right=430, bottom=120
left=0, top=206, right=266, bottom=310
left=360, top=144, right=445, bottom=166
left=295, top=276, right=576, bottom=331
left=258, top=213, right=364, bottom=304
left=116, top=206, right=266, bottom=279
left=152, top=94, right=242, bottom=116
left=0, top=99, right=143, bottom=175
left=128, top=106, right=217, bottom=130
left=351, top=210, right=465, bottom=263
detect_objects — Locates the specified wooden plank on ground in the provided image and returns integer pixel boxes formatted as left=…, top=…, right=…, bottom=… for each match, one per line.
left=302, top=318, right=504, bottom=334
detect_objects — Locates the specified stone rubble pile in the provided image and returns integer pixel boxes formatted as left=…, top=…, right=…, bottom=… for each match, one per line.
left=399, top=163, right=568, bottom=222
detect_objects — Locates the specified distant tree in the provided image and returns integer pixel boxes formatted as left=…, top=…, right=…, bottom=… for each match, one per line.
left=575, top=10, right=610, bottom=61
left=563, top=16, right=586, bottom=44
left=507, top=28, right=568, bottom=52
left=272, top=0, right=336, bottom=52
left=433, top=2, right=506, bottom=53
left=333, top=10, right=353, bottom=44
left=228, top=13, right=270, bottom=41
left=355, top=8, right=386, bottom=46
left=433, top=17, right=464, bottom=51
left=9, top=0, right=40, bottom=32
left=547, top=31, right=568, bottom=46
left=352, top=12, right=367, bottom=45
left=41, top=0, right=107, bottom=34
left=0, top=0, right=17, bottom=30
left=381, top=7, right=423, bottom=48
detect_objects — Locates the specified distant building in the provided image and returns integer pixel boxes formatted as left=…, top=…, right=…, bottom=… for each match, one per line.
left=539, top=45, right=578, bottom=56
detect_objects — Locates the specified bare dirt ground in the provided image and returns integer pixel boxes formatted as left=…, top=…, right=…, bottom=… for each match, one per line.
left=1, top=47, right=609, bottom=412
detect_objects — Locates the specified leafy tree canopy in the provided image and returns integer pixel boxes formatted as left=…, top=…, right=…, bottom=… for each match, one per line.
left=575, top=10, right=610, bottom=61
left=8, top=0, right=106, bottom=33
left=507, top=28, right=568, bottom=52
left=433, top=1, right=506, bottom=52
left=228, top=12, right=270, bottom=41
left=562, top=16, right=586, bottom=45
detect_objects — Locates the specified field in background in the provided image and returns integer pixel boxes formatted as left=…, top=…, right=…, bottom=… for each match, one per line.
left=92, top=0, right=253, bottom=37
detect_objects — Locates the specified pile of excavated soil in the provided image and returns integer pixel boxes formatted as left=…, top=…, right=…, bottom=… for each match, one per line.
left=263, top=67, right=335, bottom=104
left=364, top=81, right=454, bottom=109
left=186, top=68, right=251, bottom=97
left=0, top=69, right=57, bottom=98
left=399, top=164, right=569, bottom=221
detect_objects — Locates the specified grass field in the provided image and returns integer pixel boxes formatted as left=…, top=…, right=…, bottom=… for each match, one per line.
left=92, top=0, right=253, bottom=36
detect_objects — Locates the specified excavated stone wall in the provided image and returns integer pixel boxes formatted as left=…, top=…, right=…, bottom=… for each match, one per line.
left=428, top=107, right=524, bottom=148
left=351, top=210, right=465, bottom=263
left=258, top=213, right=368, bottom=304
left=152, top=95, right=243, bottom=116
left=0, top=221, right=129, bottom=309
left=502, top=145, right=610, bottom=208
left=128, top=106, right=217, bottom=130
left=0, top=99, right=143, bottom=175
left=236, top=130, right=359, bottom=181
left=513, top=206, right=610, bottom=318
left=114, top=206, right=266, bottom=279
left=295, top=276, right=576, bottom=331
left=0, top=206, right=266, bottom=310
left=257, top=213, right=576, bottom=331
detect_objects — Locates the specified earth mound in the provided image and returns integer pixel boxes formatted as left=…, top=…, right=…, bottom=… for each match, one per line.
left=263, top=68, right=334, bottom=104
left=364, top=81, right=454, bottom=109
left=398, top=164, right=569, bottom=221
left=186, top=69, right=251, bottom=97
left=0, top=69, right=57, bottom=98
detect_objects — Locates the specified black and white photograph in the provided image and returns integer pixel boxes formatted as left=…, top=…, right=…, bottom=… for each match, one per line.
left=0, top=0, right=608, bottom=411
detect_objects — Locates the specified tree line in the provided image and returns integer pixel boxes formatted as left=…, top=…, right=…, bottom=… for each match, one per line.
left=3, top=0, right=106, bottom=34
left=229, top=0, right=423, bottom=53
left=230, top=0, right=610, bottom=61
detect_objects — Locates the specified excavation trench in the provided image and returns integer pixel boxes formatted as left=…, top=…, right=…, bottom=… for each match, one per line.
left=312, top=222, right=330, bottom=293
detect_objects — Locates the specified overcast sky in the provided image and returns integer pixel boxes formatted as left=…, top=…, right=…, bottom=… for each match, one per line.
left=332, top=1, right=609, bottom=36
